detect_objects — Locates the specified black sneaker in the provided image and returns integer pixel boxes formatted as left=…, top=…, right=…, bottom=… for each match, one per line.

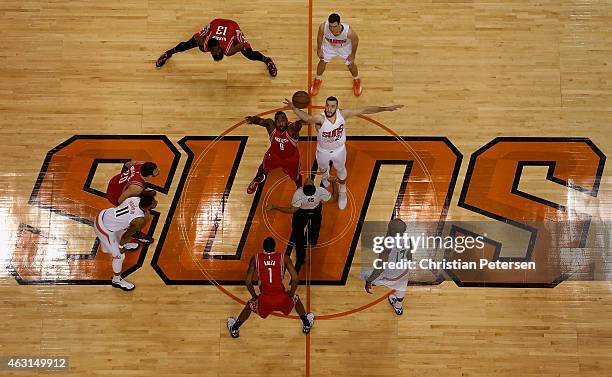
left=227, top=317, right=239, bottom=338
left=302, top=313, right=315, bottom=334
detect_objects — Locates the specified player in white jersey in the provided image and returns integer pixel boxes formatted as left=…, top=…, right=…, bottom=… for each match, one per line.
left=311, top=13, right=362, bottom=97
left=93, top=195, right=157, bottom=291
left=360, top=219, right=410, bottom=315
left=284, top=96, right=403, bottom=209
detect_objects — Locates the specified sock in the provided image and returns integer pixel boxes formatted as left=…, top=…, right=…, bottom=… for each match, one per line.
left=353, top=75, right=360, bottom=80
left=232, top=319, right=243, bottom=331
left=339, top=183, right=347, bottom=193
left=315, top=75, right=322, bottom=80
left=300, top=314, right=310, bottom=327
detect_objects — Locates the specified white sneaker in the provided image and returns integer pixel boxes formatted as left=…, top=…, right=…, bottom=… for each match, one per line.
left=321, top=178, right=330, bottom=188
left=303, top=312, right=315, bottom=334
left=227, top=316, right=239, bottom=338
left=387, top=294, right=403, bottom=315
left=122, top=242, right=139, bottom=251
left=111, top=276, right=135, bottom=291
left=338, top=191, right=347, bottom=210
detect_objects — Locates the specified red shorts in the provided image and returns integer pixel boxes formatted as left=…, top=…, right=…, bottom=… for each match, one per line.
left=249, top=292, right=298, bottom=319
left=262, top=150, right=300, bottom=182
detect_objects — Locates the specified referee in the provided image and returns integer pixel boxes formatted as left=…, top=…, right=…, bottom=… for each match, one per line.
left=266, top=177, right=338, bottom=273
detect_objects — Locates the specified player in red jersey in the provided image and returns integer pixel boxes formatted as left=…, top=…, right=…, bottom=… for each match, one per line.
left=106, top=161, right=159, bottom=244
left=156, top=18, right=277, bottom=77
left=226, top=237, right=315, bottom=338
left=245, top=111, right=304, bottom=194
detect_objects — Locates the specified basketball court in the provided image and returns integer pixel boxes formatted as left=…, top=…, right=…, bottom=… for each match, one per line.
left=1, top=0, right=611, bottom=376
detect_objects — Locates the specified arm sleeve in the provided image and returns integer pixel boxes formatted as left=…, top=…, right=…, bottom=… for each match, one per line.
left=291, top=190, right=303, bottom=208
left=319, top=187, right=332, bottom=202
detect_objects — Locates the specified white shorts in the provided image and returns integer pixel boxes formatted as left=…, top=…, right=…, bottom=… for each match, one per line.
left=316, top=145, right=347, bottom=175
left=321, top=41, right=353, bottom=65
left=94, top=210, right=122, bottom=257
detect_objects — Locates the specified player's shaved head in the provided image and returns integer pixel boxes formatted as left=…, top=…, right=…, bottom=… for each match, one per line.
left=387, top=218, right=407, bottom=236
left=141, top=162, right=158, bottom=178
left=303, top=182, right=316, bottom=196
left=263, top=237, right=276, bottom=253
left=275, top=111, right=289, bottom=131
left=208, top=38, right=223, bottom=61
left=139, top=195, right=157, bottom=210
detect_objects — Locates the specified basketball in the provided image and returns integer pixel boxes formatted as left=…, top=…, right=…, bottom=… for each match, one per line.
left=292, top=90, right=310, bottom=109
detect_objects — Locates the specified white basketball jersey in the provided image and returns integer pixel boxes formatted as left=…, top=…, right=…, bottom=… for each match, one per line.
left=383, top=246, right=411, bottom=280
left=323, top=22, right=351, bottom=49
left=102, top=196, right=145, bottom=232
left=318, top=110, right=347, bottom=151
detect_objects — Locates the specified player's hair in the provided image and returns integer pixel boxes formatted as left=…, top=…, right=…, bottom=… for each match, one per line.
left=326, top=96, right=339, bottom=106
left=303, top=183, right=316, bottom=196
left=141, top=162, right=157, bottom=177
left=328, top=13, right=341, bottom=24
left=263, top=237, right=276, bottom=253
left=274, top=111, right=287, bottom=120
left=387, top=218, right=407, bottom=236
left=208, top=38, right=224, bottom=61
left=208, top=38, right=220, bottom=48
left=139, top=194, right=155, bottom=209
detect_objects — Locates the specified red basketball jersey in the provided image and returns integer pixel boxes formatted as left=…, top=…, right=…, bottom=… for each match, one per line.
left=255, top=252, right=286, bottom=295
left=269, top=127, right=298, bottom=159
left=106, top=163, right=147, bottom=205
left=196, top=19, right=250, bottom=55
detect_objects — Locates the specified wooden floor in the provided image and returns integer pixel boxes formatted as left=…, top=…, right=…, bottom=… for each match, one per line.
left=1, top=0, right=611, bottom=376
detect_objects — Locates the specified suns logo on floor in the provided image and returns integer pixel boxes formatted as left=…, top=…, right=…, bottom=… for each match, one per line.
left=9, top=131, right=605, bottom=288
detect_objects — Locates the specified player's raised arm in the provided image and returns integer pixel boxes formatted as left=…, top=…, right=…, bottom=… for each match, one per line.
left=245, top=256, right=258, bottom=299
left=342, top=104, right=404, bottom=119
left=285, top=256, right=300, bottom=297
left=245, top=115, right=275, bottom=134
left=283, top=98, right=324, bottom=125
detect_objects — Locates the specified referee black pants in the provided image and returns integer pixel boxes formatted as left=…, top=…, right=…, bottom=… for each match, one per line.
left=288, top=207, right=322, bottom=273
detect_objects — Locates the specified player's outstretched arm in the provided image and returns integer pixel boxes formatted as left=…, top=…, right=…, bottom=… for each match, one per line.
left=285, top=257, right=300, bottom=297
left=119, top=217, right=146, bottom=247
left=342, top=104, right=404, bottom=119
left=245, top=256, right=258, bottom=300
left=283, top=99, right=324, bottom=125
left=245, top=116, right=275, bottom=134
left=265, top=203, right=298, bottom=214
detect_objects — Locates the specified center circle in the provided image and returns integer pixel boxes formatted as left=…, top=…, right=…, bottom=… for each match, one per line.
left=260, top=173, right=358, bottom=249
left=178, top=106, right=439, bottom=320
